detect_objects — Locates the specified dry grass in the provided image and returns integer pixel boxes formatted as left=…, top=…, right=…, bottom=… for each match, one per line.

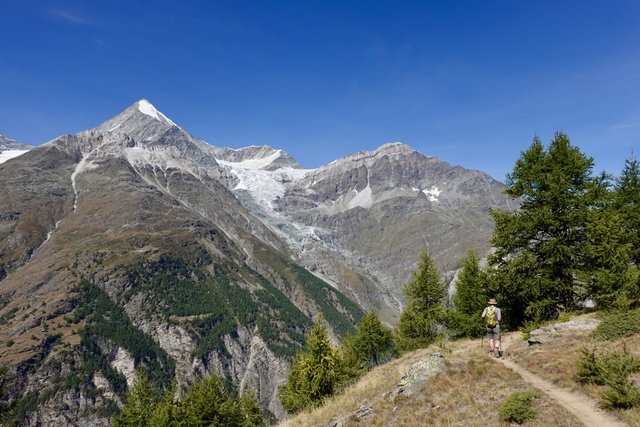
left=507, top=329, right=595, bottom=390
left=503, top=314, right=640, bottom=426
left=279, top=336, right=583, bottom=426
left=375, top=357, right=581, bottom=426
left=278, top=346, right=437, bottom=427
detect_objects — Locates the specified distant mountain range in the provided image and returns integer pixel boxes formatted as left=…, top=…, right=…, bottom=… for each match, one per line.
left=0, top=100, right=515, bottom=425
left=214, top=140, right=516, bottom=323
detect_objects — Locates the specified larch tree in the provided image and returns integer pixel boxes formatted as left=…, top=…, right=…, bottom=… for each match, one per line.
left=351, top=310, right=396, bottom=368
left=489, top=133, right=600, bottom=324
left=397, top=250, right=448, bottom=350
left=614, top=155, right=640, bottom=264
left=278, top=319, right=342, bottom=413
left=451, top=250, right=488, bottom=338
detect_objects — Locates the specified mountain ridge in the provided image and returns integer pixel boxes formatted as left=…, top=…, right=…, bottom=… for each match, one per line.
left=2, top=100, right=515, bottom=325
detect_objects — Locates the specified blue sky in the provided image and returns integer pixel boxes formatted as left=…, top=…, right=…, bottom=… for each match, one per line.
left=1, top=1, right=638, bottom=181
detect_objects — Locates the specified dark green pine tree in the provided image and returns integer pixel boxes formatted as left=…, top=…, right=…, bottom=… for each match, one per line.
left=451, top=250, right=488, bottom=338
left=490, top=133, right=599, bottom=325
left=614, top=155, right=640, bottom=264
left=0, top=365, right=11, bottom=423
left=397, top=250, right=448, bottom=350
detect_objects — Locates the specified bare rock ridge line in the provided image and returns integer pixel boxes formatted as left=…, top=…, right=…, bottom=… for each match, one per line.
left=497, top=334, right=627, bottom=427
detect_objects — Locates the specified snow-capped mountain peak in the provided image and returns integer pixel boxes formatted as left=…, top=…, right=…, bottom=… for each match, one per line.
left=136, top=99, right=177, bottom=127
left=94, top=99, right=183, bottom=145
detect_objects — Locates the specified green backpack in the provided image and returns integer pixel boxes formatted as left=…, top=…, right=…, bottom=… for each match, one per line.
left=486, top=306, right=497, bottom=327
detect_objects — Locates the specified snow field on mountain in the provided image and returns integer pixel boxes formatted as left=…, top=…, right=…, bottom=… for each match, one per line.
left=412, top=186, right=441, bottom=202
left=0, top=150, right=29, bottom=164
left=217, top=152, right=314, bottom=211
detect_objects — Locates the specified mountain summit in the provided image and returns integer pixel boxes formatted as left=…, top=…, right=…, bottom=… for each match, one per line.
left=95, top=99, right=180, bottom=142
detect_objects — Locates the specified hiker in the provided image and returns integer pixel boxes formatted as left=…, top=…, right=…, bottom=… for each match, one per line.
left=482, top=298, right=502, bottom=357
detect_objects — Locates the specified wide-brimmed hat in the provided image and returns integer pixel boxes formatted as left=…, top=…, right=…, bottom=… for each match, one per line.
left=488, top=298, right=497, bottom=305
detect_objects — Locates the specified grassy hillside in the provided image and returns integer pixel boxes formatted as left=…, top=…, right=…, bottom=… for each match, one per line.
left=280, top=311, right=640, bottom=426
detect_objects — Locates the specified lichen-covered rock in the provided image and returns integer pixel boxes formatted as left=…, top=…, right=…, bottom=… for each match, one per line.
left=393, top=353, right=447, bottom=398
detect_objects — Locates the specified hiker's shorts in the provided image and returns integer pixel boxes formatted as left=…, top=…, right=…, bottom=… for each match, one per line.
left=486, top=325, right=501, bottom=341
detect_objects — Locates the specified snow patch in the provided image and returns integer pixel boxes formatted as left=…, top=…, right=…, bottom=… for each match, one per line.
left=0, top=150, right=29, bottom=164
left=46, top=220, right=63, bottom=241
left=230, top=167, right=311, bottom=210
left=30, top=219, right=63, bottom=260
left=422, top=186, right=441, bottom=202
left=137, top=99, right=177, bottom=127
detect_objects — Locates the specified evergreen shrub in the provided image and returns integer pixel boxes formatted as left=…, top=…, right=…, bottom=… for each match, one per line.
left=499, top=391, right=539, bottom=424
left=593, top=309, right=640, bottom=340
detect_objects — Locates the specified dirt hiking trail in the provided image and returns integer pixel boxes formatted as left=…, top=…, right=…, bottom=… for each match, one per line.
left=496, top=333, right=627, bottom=427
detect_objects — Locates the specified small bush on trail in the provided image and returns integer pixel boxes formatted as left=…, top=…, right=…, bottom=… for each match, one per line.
left=499, top=391, right=540, bottom=424
left=594, top=309, right=640, bottom=340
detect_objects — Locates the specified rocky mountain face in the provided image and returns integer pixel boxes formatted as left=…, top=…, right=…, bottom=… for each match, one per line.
left=0, top=134, right=33, bottom=164
left=0, top=100, right=362, bottom=425
left=216, top=142, right=517, bottom=324
left=0, top=99, right=517, bottom=425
